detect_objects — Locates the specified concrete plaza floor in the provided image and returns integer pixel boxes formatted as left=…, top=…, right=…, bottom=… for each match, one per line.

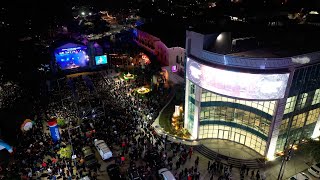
left=200, top=139, right=263, bottom=160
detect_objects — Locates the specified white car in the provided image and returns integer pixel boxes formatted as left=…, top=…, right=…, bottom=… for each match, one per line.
left=94, top=139, right=112, bottom=160
left=308, top=163, right=320, bottom=178
left=289, top=172, right=312, bottom=180
left=158, top=168, right=176, bottom=180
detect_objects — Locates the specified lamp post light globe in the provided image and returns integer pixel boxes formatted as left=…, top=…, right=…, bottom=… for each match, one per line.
left=217, top=34, right=223, bottom=41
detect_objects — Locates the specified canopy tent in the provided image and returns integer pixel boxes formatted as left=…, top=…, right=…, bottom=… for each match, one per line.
left=20, top=119, right=34, bottom=132
left=0, top=139, right=13, bottom=153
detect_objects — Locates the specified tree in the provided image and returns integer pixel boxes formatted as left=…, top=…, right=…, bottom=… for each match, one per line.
left=299, top=138, right=320, bottom=163
left=57, top=118, right=67, bottom=128
left=57, top=145, right=72, bottom=159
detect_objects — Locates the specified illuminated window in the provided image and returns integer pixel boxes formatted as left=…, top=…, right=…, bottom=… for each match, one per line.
left=312, top=89, right=320, bottom=105
left=291, top=113, right=307, bottom=129
left=296, top=93, right=308, bottom=110
left=200, top=90, right=276, bottom=115
left=280, top=118, right=289, bottom=133
left=306, top=108, right=320, bottom=125
left=284, top=96, right=297, bottom=114
left=190, top=82, right=195, bottom=95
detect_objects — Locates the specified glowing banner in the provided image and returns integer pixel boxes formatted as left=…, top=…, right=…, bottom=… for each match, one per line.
left=186, top=58, right=289, bottom=100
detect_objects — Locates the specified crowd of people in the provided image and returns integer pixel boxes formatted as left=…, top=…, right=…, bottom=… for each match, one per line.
left=0, top=64, right=174, bottom=179
left=0, top=81, right=22, bottom=108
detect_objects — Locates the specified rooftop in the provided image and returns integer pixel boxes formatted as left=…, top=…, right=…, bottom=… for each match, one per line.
left=137, top=20, right=186, bottom=48
left=190, top=21, right=320, bottom=58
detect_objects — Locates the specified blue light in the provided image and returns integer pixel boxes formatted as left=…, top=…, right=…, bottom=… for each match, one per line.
left=95, top=55, right=108, bottom=65
left=133, top=29, right=138, bottom=37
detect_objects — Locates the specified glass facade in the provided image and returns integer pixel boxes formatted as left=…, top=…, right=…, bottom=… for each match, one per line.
left=186, top=83, right=277, bottom=155
left=276, top=64, right=320, bottom=153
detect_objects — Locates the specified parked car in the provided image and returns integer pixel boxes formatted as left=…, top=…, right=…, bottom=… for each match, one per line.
left=158, top=168, right=176, bottom=180
left=308, top=163, right=320, bottom=178
left=82, top=146, right=98, bottom=168
left=94, top=139, right=112, bottom=160
left=289, top=172, right=312, bottom=180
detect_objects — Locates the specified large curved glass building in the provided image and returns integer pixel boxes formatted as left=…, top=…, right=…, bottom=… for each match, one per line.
left=184, top=29, right=320, bottom=159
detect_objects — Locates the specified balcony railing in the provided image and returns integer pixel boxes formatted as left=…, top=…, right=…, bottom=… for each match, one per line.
left=201, top=50, right=320, bottom=69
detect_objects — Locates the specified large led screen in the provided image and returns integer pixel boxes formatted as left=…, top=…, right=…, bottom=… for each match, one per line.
left=95, top=55, right=108, bottom=65
left=186, top=58, right=289, bottom=100
left=54, top=46, right=89, bottom=70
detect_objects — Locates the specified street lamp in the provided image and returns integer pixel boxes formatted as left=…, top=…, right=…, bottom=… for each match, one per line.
left=217, top=33, right=223, bottom=41
left=81, top=12, right=85, bottom=16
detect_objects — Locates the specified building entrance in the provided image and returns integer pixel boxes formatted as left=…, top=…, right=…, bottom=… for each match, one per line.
left=218, top=129, right=229, bottom=139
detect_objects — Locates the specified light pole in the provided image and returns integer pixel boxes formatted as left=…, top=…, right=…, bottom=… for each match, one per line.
left=277, top=140, right=297, bottom=180
left=67, top=125, right=81, bottom=175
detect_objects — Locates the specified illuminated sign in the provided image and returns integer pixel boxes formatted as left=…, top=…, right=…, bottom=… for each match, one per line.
left=95, top=55, right=108, bottom=65
left=186, top=58, right=289, bottom=100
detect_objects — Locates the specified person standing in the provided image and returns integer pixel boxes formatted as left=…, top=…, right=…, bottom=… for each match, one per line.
left=256, top=170, right=260, bottom=180
left=195, top=171, right=200, bottom=180
left=229, top=164, right=233, bottom=172
left=195, top=156, right=199, bottom=167
left=251, top=170, right=255, bottom=179
left=176, top=160, right=180, bottom=170
left=188, top=148, right=193, bottom=159
left=207, top=160, right=211, bottom=171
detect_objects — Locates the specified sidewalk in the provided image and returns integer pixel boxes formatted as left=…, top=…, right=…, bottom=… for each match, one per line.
left=264, top=150, right=312, bottom=180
